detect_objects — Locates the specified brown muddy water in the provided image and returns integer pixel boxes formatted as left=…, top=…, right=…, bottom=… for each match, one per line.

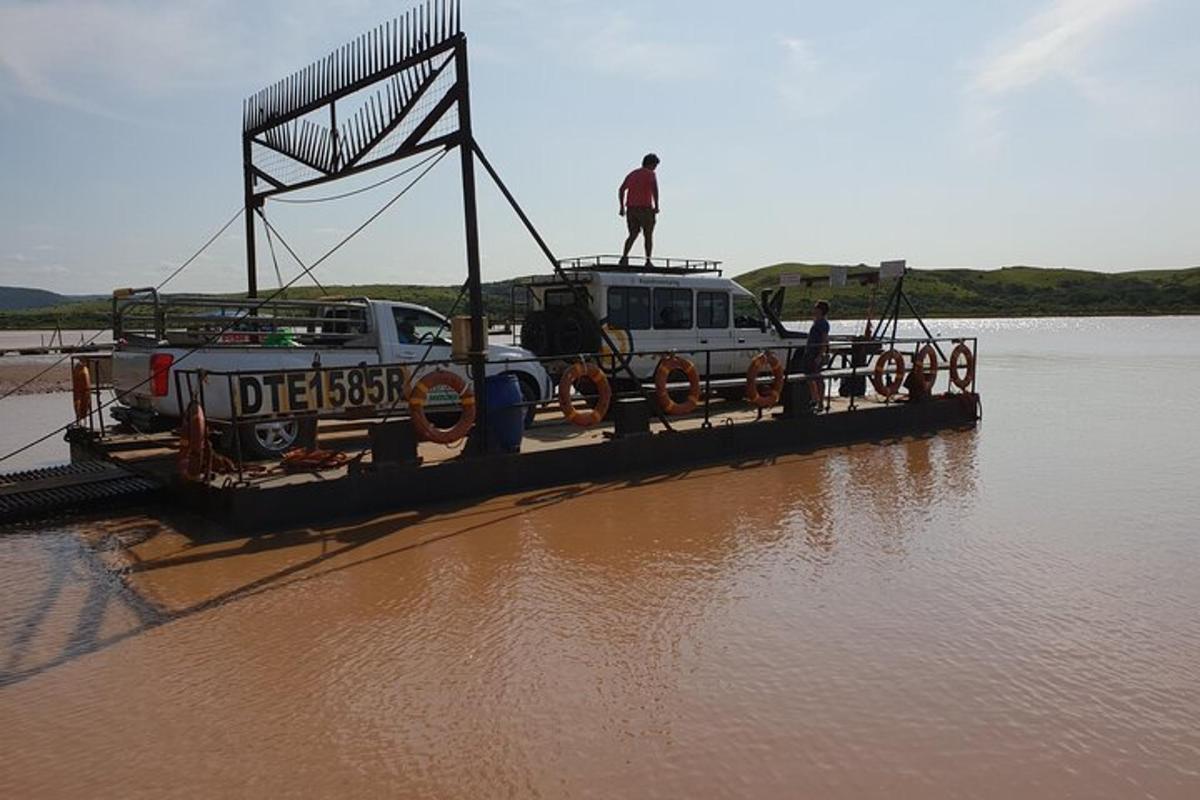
left=1, top=318, right=1198, bottom=798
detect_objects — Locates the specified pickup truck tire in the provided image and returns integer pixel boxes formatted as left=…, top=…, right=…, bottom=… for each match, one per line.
left=238, top=417, right=318, bottom=460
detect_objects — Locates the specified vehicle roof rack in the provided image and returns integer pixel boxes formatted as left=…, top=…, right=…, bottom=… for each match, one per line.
left=557, top=255, right=723, bottom=276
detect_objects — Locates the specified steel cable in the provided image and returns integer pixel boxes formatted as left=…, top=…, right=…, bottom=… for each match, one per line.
left=0, top=206, right=245, bottom=403
left=268, top=149, right=445, bottom=205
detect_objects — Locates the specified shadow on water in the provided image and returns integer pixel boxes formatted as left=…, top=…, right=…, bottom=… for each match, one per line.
left=0, top=430, right=979, bottom=689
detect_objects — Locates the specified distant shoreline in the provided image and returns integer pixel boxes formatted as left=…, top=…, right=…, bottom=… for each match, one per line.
left=1, top=309, right=1198, bottom=334
left=3, top=264, right=1198, bottom=328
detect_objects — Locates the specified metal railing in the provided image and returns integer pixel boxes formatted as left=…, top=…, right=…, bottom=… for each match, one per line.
left=157, top=334, right=978, bottom=485
left=113, top=287, right=376, bottom=348
left=169, top=334, right=976, bottom=425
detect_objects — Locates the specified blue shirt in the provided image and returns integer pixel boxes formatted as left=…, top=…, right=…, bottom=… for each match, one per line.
left=805, top=318, right=829, bottom=355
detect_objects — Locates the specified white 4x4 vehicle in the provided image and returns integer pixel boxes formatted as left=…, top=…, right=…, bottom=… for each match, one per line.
left=110, top=291, right=552, bottom=458
left=516, top=257, right=808, bottom=387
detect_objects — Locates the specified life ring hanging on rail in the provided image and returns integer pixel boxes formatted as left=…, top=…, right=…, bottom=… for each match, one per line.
left=558, top=362, right=612, bottom=427
left=910, top=344, right=940, bottom=394
left=598, top=324, right=633, bottom=372
left=178, top=400, right=212, bottom=482
left=409, top=370, right=476, bottom=445
left=745, top=351, right=785, bottom=409
left=71, top=361, right=92, bottom=422
left=654, top=355, right=701, bottom=416
left=871, top=350, right=907, bottom=398
left=949, top=343, right=976, bottom=391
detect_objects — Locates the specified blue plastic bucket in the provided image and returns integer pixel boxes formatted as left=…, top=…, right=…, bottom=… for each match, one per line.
left=485, top=373, right=525, bottom=453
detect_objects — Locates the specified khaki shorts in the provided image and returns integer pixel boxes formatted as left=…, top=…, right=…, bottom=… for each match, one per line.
left=626, top=206, right=657, bottom=236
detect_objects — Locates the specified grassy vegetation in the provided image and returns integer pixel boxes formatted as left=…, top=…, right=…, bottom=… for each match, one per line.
left=0, top=283, right=514, bottom=330
left=735, top=264, right=1200, bottom=320
left=1, top=266, right=1197, bottom=330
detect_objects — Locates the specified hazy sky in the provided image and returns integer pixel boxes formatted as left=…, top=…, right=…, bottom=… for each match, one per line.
left=1, top=0, right=1197, bottom=294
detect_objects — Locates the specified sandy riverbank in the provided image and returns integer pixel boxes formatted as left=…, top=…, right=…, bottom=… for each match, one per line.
left=0, top=359, right=71, bottom=396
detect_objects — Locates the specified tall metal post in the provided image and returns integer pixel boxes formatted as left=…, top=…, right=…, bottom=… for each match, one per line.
left=241, top=135, right=259, bottom=298
left=455, top=38, right=488, bottom=453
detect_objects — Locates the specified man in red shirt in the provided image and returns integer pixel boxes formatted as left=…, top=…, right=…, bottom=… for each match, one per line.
left=618, top=153, right=660, bottom=267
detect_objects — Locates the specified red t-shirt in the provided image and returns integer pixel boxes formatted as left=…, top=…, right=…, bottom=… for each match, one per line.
left=621, top=167, right=658, bottom=209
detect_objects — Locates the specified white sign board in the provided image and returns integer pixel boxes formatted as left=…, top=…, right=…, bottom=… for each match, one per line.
left=830, top=266, right=848, bottom=288
left=880, top=260, right=907, bottom=280
left=778, top=272, right=806, bottom=287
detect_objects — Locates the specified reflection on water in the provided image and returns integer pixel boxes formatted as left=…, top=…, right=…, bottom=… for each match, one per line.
left=1, top=318, right=1199, bottom=799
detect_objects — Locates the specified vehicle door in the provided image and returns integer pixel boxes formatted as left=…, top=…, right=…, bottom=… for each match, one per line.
left=602, top=285, right=653, bottom=378
left=730, top=294, right=780, bottom=374
left=650, top=286, right=702, bottom=370
left=388, top=306, right=461, bottom=408
left=695, top=290, right=734, bottom=375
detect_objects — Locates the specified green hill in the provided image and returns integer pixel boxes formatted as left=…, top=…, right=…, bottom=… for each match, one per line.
left=1, top=266, right=1197, bottom=330
left=734, top=264, right=1200, bottom=319
left=0, top=286, right=78, bottom=311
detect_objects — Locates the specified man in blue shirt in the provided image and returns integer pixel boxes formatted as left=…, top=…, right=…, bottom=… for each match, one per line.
left=803, top=300, right=830, bottom=406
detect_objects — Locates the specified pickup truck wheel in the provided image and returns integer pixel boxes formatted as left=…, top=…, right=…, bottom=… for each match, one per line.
left=238, top=418, right=317, bottom=460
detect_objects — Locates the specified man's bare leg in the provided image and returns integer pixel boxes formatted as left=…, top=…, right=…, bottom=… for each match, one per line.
left=622, top=231, right=638, bottom=262
left=643, top=229, right=654, bottom=262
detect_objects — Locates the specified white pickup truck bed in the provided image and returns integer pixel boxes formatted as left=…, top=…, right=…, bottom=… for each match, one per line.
left=110, top=293, right=551, bottom=456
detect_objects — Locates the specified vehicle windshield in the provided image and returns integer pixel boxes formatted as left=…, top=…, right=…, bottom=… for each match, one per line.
left=394, top=307, right=450, bottom=344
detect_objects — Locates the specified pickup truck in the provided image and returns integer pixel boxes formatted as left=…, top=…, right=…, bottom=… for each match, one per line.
left=110, top=291, right=552, bottom=458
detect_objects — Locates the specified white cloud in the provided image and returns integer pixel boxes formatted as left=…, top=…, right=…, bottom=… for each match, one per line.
left=776, top=36, right=871, bottom=119
left=964, top=0, right=1153, bottom=153
left=0, top=1, right=237, bottom=113
left=568, top=12, right=720, bottom=82
left=973, top=0, right=1150, bottom=95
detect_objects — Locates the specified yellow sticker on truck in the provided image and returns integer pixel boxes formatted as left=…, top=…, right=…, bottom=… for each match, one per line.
left=233, top=365, right=410, bottom=418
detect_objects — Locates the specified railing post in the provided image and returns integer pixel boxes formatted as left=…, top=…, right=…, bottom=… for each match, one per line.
left=702, top=349, right=712, bottom=429
left=228, top=373, right=244, bottom=485
left=196, top=370, right=210, bottom=484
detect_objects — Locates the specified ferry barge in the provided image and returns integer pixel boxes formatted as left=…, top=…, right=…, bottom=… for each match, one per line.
left=0, top=1, right=980, bottom=528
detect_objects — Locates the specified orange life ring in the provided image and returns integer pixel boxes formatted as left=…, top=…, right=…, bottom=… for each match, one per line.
left=745, top=351, right=785, bottom=409
left=949, top=343, right=976, bottom=391
left=654, top=355, right=701, bottom=416
left=409, top=370, right=476, bottom=445
left=71, top=361, right=91, bottom=421
left=871, top=350, right=907, bottom=398
left=910, top=344, right=940, bottom=394
left=598, top=325, right=632, bottom=372
left=558, top=362, right=612, bottom=427
left=178, top=401, right=211, bottom=482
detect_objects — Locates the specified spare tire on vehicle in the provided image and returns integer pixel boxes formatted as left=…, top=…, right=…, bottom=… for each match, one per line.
left=520, top=310, right=552, bottom=356
left=550, top=306, right=601, bottom=356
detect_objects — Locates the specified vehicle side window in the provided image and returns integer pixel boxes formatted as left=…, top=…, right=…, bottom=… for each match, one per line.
left=697, top=291, right=730, bottom=329
left=607, top=287, right=651, bottom=330
left=393, top=308, right=449, bottom=345
left=733, top=297, right=765, bottom=330
left=654, top=288, right=693, bottom=330
left=544, top=288, right=579, bottom=308
left=322, top=307, right=368, bottom=336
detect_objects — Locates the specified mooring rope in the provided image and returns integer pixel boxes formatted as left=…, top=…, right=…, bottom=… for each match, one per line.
left=0, top=147, right=451, bottom=466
